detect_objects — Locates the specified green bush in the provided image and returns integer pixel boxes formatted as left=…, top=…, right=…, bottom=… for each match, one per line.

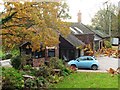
left=24, top=76, right=48, bottom=89
left=2, top=57, right=73, bottom=89
left=25, top=78, right=37, bottom=89
left=36, top=76, right=49, bottom=88
left=21, top=65, right=38, bottom=76
left=11, top=55, right=31, bottom=69
left=5, top=53, right=12, bottom=59
left=36, top=66, right=52, bottom=78
left=49, top=57, right=64, bottom=69
left=47, top=75, right=63, bottom=84
left=11, top=55, right=21, bottom=69
left=23, top=65, right=33, bottom=71
left=61, top=67, right=71, bottom=76
left=1, top=49, right=20, bottom=60
left=2, top=67, right=24, bottom=89
left=11, top=49, right=20, bottom=57
left=104, top=40, right=112, bottom=48
left=2, top=53, right=12, bottom=60
left=0, top=50, right=4, bottom=58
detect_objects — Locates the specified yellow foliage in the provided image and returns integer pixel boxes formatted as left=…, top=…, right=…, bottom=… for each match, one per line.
left=1, top=2, right=70, bottom=51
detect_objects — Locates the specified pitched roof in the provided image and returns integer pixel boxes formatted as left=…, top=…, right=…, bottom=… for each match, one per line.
left=94, top=35, right=102, bottom=41
left=70, top=23, right=94, bottom=35
left=92, top=30, right=110, bottom=38
left=62, top=34, right=85, bottom=48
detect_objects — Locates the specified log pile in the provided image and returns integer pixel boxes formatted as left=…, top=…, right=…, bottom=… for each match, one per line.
left=98, top=47, right=118, bottom=58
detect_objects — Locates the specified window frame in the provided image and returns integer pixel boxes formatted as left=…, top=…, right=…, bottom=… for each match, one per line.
left=48, top=49, right=55, bottom=57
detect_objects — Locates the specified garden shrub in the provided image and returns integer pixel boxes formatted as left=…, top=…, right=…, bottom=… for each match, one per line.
left=21, top=65, right=38, bottom=76
left=2, top=53, right=12, bottom=60
left=2, top=67, right=24, bottom=90
left=104, top=40, right=112, bottom=48
left=47, top=75, right=63, bottom=83
left=24, top=78, right=37, bottom=89
left=24, top=76, right=48, bottom=89
left=0, top=50, right=4, bottom=59
left=61, top=67, right=71, bottom=76
left=5, top=53, right=12, bottom=59
left=49, top=57, right=73, bottom=76
left=20, top=65, right=49, bottom=89
left=2, top=56, right=74, bottom=89
left=49, top=57, right=64, bottom=69
left=36, top=76, right=49, bottom=88
left=11, top=55, right=21, bottom=69
left=11, top=49, right=20, bottom=57
left=36, top=65, right=52, bottom=78
left=22, top=64, right=51, bottom=78
left=1, top=49, right=19, bottom=60
left=19, top=54, right=31, bottom=68
left=1, top=55, right=6, bottom=60
left=23, top=65, right=33, bottom=71
left=11, top=54, right=31, bottom=69
left=21, top=65, right=35, bottom=76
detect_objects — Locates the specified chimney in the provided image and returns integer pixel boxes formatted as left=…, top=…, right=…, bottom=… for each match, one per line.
left=77, top=10, right=81, bottom=23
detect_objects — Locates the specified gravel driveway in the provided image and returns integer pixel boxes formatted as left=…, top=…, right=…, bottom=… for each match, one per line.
left=77, top=56, right=119, bottom=73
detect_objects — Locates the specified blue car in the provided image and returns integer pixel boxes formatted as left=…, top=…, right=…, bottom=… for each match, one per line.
left=68, top=56, right=99, bottom=70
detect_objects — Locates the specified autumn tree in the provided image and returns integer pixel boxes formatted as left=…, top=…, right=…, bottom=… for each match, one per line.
left=0, top=2, right=71, bottom=52
left=118, top=1, right=120, bottom=58
left=91, top=3, right=118, bottom=37
left=118, top=2, right=120, bottom=38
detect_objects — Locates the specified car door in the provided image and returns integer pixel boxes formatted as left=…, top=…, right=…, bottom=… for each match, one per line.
left=85, top=57, right=94, bottom=68
left=77, top=57, right=87, bottom=68
left=77, top=57, right=93, bottom=68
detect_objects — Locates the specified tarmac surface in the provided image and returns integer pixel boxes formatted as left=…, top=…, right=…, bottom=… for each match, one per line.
left=77, top=56, right=119, bottom=73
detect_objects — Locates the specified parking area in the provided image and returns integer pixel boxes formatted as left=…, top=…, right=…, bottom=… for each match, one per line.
left=77, top=56, right=119, bottom=72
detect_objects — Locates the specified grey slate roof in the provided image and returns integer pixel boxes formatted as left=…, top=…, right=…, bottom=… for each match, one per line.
left=92, top=30, right=110, bottom=39
left=62, top=34, right=85, bottom=48
left=94, top=35, right=102, bottom=41
left=70, top=23, right=94, bottom=35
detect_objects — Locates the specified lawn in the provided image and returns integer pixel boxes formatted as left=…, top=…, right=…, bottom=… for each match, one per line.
left=49, top=72, right=119, bottom=88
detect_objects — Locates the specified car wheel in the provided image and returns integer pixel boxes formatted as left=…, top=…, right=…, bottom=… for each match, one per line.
left=91, top=65, right=98, bottom=70
left=70, top=64, right=77, bottom=71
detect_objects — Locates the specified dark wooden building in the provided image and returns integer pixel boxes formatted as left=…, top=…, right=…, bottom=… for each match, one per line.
left=92, top=30, right=110, bottom=51
left=70, top=23, right=94, bottom=50
left=19, top=42, right=59, bottom=67
left=59, top=34, right=85, bottom=61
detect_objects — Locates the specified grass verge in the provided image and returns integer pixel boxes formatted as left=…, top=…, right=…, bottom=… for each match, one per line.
left=49, top=72, right=119, bottom=88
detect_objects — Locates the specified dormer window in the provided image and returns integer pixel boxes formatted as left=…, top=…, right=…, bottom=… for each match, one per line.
left=74, top=27, right=83, bottom=34
left=70, top=27, right=79, bottom=34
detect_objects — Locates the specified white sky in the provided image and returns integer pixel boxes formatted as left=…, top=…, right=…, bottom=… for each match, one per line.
left=0, top=0, right=119, bottom=25
left=0, top=0, right=4, bottom=11
left=66, top=0, right=120, bottom=25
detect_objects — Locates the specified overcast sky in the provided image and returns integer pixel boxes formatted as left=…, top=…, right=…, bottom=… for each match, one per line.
left=66, top=0, right=119, bottom=25
left=0, top=0, right=119, bottom=25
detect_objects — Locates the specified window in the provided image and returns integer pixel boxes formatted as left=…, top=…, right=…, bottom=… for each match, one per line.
left=82, top=57, right=87, bottom=61
left=74, top=27, right=83, bottom=34
left=48, top=49, right=55, bottom=57
left=87, top=57, right=93, bottom=60
left=38, top=51, right=45, bottom=58
left=70, top=27, right=79, bottom=34
left=79, top=57, right=86, bottom=61
left=26, top=48, right=32, bottom=54
left=33, top=51, right=45, bottom=58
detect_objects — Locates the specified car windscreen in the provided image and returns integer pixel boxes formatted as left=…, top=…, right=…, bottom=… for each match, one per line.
left=92, top=56, right=97, bottom=60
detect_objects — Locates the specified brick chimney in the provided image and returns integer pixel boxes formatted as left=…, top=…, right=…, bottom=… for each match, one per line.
left=77, top=10, right=81, bottom=23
